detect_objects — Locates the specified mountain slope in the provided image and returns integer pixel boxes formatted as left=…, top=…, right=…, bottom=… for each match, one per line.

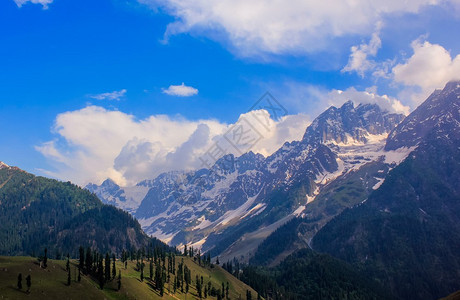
left=312, top=81, right=460, bottom=299
left=88, top=101, right=406, bottom=262
left=0, top=255, right=257, bottom=300
left=0, top=165, right=153, bottom=256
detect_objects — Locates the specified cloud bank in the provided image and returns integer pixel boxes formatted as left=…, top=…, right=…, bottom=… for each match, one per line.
left=140, top=0, right=448, bottom=56
left=37, top=106, right=309, bottom=186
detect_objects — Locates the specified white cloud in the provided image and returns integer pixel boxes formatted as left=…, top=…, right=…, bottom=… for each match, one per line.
left=140, top=0, right=448, bottom=56
left=325, top=87, right=410, bottom=116
left=275, top=81, right=410, bottom=118
left=14, top=0, right=52, bottom=9
left=342, top=23, right=382, bottom=77
left=392, top=39, right=460, bottom=104
left=162, top=83, right=198, bottom=97
left=89, top=89, right=127, bottom=101
left=37, top=106, right=309, bottom=186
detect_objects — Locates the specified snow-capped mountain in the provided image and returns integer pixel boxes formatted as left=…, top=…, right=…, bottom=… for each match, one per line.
left=386, top=81, right=460, bottom=150
left=87, top=99, right=408, bottom=258
left=86, top=178, right=151, bottom=214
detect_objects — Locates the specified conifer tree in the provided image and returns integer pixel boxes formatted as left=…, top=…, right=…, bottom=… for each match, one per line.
left=85, top=247, right=92, bottom=275
left=26, top=275, right=31, bottom=293
left=222, top=282, right=225, bottom=298
left=79, top=246, right=85, bottom=271
left=17, top=273, right=22, bottom=290
left=140, top=261, right=144, bottom=282
left=66, top=254, right=70, bottom=272
left=105, top=253, right=111, bottom=281
left=149, top=259, right=153, bottom=280
left=112, top=254, right=116, bottom=279
left=196, top=275, right=202, bottom=298
left=226, top=282, right=229, bottom=299
left=43, top=248, right=48, bottom=269
left=117, top=271, right=121, bottom=291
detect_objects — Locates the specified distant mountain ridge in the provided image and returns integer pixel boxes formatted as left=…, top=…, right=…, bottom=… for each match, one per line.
left=87, top=99, right=407, bottom=261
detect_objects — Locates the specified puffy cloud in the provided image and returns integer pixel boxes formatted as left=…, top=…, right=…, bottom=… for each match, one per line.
left=392, top=39, right=460, bottom=104
left=342, top=23, right=382, bottom=77
left=276, top=81, right=410, bottom=117
left=89, top=89, right=127, bottom=101
left=162, top=83, right=198, bottom=97
left=37, top=106, right=309, bottom=186
left=325, top=87, right=410, bottom=115
left=14, top=0, right=52, bottom=9
left=140, top=0, right=446, bottom=56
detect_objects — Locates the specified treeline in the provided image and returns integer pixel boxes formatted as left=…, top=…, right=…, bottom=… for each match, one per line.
left=223, top=249, right=388, bottom=300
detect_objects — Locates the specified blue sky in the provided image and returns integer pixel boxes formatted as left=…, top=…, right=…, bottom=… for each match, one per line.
left=1, top=0, right=459, bottom=185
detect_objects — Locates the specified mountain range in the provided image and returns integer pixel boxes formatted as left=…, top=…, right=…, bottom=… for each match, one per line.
left=88, top=88, right=412, bottom=264
left=2, top=80, right=459, bottom=299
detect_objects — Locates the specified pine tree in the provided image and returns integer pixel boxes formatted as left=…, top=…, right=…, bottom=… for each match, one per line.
left=117, top=271, right=121, bottom=291
left=105, top=253, right=111, bottom=281
left=184, top=244, right=188, bottom=256
left=140, top=261, right=144, bottom=282
left=79, top=246, right=85, bottom=271
left=196, top=275, right=202, bottom=298
left=85, top=247, right=92, bottom=275
left=216, top=257, right=220, bottom=265
left=226, top=282, right=229, bottom=299
left=66, top=254, right=70, bottom=272
left=98, top=256, right=104, bottom=289
left=112, top=254, right=116, bottom=279
left=43, top=248, right=48, bottom=269
left=17, top=273, right=22, bottom=290
left=222, top=282, right=225, bottom=298
left=26, top=275, right=31, bottom=293
left=149, top=259, right=153, bottom=280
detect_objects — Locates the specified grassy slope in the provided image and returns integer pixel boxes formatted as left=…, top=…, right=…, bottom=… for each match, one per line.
left=0, top=256, right=257, bottom=299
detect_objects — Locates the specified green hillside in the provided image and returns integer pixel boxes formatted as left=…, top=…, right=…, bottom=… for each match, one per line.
left=0, top=255, right=258, bottom=299
left=0, top=166, right=152, bottom=256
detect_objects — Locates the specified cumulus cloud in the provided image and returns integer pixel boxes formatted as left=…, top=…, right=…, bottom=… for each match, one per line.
left=140, top=0, right=447, bottom=56
left=325, top=87, right=410, bottom=116
left=162, top=83, right=198, bottom=97
left=89, top=89, right=127, bottom=101
left=37, top=106, right=309, bottom=186
left=276, top=81, right=410, bottom=118
left=342, top=23, right=382, bottom=77
left=14, top=0, right=52, bottom=9
left=392, top=39, right=460, bottom=104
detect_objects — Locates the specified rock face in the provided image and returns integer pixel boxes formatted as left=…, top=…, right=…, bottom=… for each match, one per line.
left=312, top=81, right=460, bottom=300
left=385, top=81, right=460, bottom=150
left=87, top=99, right=407, bottom=259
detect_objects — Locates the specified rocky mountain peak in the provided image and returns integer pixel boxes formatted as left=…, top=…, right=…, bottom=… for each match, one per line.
left=302, top=100, right=405, bottom=145
left=385, top=80, right=460, bottom=151
left=0, top=161, right=10, bottom=170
